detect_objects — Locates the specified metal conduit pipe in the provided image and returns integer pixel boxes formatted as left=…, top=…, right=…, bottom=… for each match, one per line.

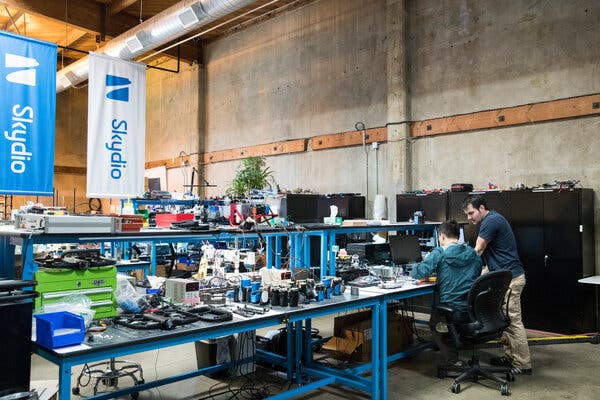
left=56, top=0, right=254, bottom=93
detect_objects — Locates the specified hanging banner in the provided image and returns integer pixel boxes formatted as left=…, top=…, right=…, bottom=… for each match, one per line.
left=87, top=53, right=146, bottom=198
left=0, top=31, right=57, bottom=196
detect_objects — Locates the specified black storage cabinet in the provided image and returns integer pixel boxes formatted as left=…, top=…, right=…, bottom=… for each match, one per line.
left=0, top=280, right=38, bottom=396
left=398, top=189, right=596, bottom=333
left=396, top=192, right=448, bottom=222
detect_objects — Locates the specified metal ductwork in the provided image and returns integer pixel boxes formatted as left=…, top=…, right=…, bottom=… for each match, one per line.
left=56, top=0, right=254, bottom=92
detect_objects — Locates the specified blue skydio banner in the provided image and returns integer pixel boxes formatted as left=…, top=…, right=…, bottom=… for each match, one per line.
left=0, top=31, right=57, bottom=196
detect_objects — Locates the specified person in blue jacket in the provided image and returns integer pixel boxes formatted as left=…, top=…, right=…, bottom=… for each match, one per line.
left=411, top=219, right=482, bottom=365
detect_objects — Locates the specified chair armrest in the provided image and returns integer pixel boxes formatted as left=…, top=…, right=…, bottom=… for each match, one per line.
left=433, top=305, right=456, bottom=321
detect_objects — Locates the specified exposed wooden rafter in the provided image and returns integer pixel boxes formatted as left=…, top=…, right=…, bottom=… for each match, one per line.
left=1, top=8, right=22, bottom=31
left=109, top=0, right=139, bottom=16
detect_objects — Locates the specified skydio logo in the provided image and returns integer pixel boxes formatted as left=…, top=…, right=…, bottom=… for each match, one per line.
left=104, top=74, right=131, bottom=180
left=4, top=53, right=38, bottom=174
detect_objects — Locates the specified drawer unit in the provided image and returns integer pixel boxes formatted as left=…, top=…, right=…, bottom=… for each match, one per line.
left=34, top=266, right=117, bottom=319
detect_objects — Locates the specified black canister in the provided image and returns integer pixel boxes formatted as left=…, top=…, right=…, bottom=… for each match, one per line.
left=289, top=287, right=299, bottom=307
left=234, top=286, right=242, bottom=302
left=270, top=287, right=280, bottom=306
left=242, top=286, right=252, bottom=302
left=279, top=288, right=289, bottom=307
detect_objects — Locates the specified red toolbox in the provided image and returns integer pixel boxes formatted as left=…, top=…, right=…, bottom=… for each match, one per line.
left=155, top=213, right=194, bottom=228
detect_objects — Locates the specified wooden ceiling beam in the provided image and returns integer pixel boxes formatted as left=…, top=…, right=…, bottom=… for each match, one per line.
left=0, top=0, right=198, bottom=62
left=109, top=0, right=138, bottom=16
left=1, top=9, right=23, bottom=31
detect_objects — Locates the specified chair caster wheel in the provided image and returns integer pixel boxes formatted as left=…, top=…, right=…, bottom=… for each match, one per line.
left=505, top=372, right=515, bottom=382
left=72, top=387, right=80, bottom=395
left=130, top=392, right=139, bottom=399
left=451, top=382, right=461, bottom=394
left=501, top=383, right=510, bottom=396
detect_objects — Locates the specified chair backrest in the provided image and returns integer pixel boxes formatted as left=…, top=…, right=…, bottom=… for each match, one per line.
left=463, top=270, right=512, bottom=339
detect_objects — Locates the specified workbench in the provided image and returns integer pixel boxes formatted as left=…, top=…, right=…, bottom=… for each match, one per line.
left=34, top=290, right=386, bottom=400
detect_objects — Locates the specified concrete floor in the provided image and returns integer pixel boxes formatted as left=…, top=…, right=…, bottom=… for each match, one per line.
left=31, top=315, right=600, bottom=400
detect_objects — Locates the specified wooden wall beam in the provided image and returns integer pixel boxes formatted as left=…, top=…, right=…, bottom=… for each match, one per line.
left=203, top=139, right=307, bottom=164
left=411, top=94, right=600, bottom=137
left=145, top=156, right=191, bottom=170
left=310, top=127, right=387, bottom=150
left=54, top=165, right=86, bottom=174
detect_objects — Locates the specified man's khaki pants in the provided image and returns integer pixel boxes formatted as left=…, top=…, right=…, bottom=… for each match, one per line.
left=502, top=273, right=532, bottom=369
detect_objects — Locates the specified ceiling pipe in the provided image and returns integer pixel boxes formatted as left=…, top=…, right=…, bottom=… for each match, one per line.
left=56, top=0, right=254, bottom=92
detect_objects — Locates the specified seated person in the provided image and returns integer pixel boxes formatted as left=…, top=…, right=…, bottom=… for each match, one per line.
left=410, top=220, right=482, bottom=366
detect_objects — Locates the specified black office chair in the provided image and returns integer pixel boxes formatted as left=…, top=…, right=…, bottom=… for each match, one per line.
left=436, top=270, right=514, bottom=396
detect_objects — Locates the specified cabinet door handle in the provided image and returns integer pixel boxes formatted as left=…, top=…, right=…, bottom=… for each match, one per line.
left=544, top=255, right=549, bottom=267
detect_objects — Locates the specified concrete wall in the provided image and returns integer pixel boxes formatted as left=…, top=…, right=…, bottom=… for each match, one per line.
left=408, top=0, right=600, bottom=272
left=146, top=60, right=202, bottom=194
left=199, top=0, right=600, bottom=270
left=203, top=0, right=389, bottom=204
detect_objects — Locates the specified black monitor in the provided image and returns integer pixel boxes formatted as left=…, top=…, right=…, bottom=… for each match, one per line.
left=389, top=235, right=422, bottom=264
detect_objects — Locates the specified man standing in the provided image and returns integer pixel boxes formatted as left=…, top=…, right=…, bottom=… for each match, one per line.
left=462, top=194, right=532, bottom=374
left=411, top=220, right=482, bottom=366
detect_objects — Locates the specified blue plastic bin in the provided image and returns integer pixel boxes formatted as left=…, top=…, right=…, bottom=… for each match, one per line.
left=34, top=311, right=85, bottom=349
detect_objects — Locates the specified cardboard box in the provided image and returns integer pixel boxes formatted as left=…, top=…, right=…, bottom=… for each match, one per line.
left=342, top=219, right=369, bottom=227
left=323, top=310, right=414, bottom=362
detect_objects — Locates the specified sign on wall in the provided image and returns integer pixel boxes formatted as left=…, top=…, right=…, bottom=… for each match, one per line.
left=87, top=52, right=146, bottom=198
left=0, top=31, right=57, bottom=196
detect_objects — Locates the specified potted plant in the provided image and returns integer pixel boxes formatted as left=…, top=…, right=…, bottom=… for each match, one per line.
left=226, top=156, right=275, bottom=198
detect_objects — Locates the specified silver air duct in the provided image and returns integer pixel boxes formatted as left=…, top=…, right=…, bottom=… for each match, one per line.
left=56, top=0, right=254, bottom=92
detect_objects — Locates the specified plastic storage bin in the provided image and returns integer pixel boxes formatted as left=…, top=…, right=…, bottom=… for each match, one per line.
left=34, top=311, right=85, bottom=349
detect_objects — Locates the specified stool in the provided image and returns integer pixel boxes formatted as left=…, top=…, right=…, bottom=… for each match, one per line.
left=73, top=358, right=144, bottom=399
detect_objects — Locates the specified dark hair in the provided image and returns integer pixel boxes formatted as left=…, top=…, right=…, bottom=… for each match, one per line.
left=439, top=220, right=460, bottom=239
left=461, top=194, right=487, bottom=211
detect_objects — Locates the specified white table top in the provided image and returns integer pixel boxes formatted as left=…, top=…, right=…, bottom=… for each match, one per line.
left=578, top=275, right=600, bottom=285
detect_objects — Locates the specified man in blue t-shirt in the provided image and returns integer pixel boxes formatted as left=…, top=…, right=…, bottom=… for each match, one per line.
left=462, top=194, right=532, bottom=374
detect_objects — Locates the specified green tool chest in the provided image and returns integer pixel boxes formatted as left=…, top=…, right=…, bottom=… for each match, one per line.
left=34, top=266, right=117, bottom=319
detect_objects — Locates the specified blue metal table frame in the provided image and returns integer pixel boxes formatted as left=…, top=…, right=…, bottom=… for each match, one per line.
left=0, top=227, right=299, bottom=280
left=361, top=283, right=437, bottom=399
left=321, top=222, right=441, bottom=276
